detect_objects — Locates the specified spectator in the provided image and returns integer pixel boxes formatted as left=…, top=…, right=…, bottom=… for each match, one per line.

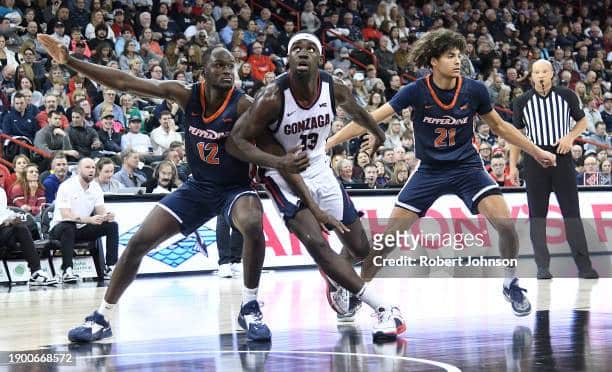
left=0, top=34, right=17, bottom=66
left=475, top=121, right=497, bottom=147
left=148, top=98, right=184, bottom=132
left=336, top=159, right=356, bottom=186
left=113, top=149, right=147, bottom=188
left=479, top=143, right=493, bottom=169
left=111, top=9, right=135, bottom=39
left=150, top=111, right=182, bottom=156
left=301, top=1, right=321, bottom=34
left=115, top=27, right=140, bottom=57
left=13, top=77, right=43, bottom=107
left=600, top=159, right=611, bottom=185
left=42, top=153, right=69, bottom=204
left=246, top=41, right=275, bottom=83
left=374, top=160, right=389, bottom=187
left=388, top=162, right=409, bottom=187
left=577, top=155, right=603, bottom=186
left=96, top=112, right=122, bottom=154
left=94, top=157, right=121, bottom=193
left=1, top=92, right=37, bottom=141
left=583, top=96, right=603, bottom=134
left=93, top=87, right=125, bottom=123
left=384, top=119, right=405, bottom=149
left=168, top=141, right=190, bottom=182
left=489, top=153, right=516, bottom=187
left=381, top=148, right=395, bottom=176
left=33, top=110, right=80, bottom=159
left=362, top=163, right=379, bottom=189
left=585, top=122, right=611, bottom=153
left=144, top=160, right=180, bottom=193
left=353, top=151, right=371, bottom=182
left=330, top=47, right=350, bottom=74
left=67, top=107, right=103, bottom=158
left=0, top=187, right=56, bottom=286
left=5, top=154, right=30, bottom=191
left=49, top=158, right=118, bottom=283
left=85, top=10, right=115, bottom=42
left=120, top=115, right=153, bottom=157
left=8, top=164, right=46, bottom=216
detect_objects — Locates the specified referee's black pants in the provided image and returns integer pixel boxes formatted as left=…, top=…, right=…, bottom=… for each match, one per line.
left=523, top=147, right=593, bottom=272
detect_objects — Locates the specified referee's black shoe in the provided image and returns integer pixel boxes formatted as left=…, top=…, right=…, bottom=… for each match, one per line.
left=537, top=268, right=553, bottom=280
left=578, top=268, right=599, bottom=279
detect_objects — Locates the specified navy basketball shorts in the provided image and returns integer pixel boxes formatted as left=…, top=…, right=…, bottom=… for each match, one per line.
left=157, top=178, right=258, bottom=236
left=261, top=167, right=359, bottom=226
left=395, top=166, right=502, bottom=217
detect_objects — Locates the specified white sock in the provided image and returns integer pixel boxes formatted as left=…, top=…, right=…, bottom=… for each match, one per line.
left=504, top=266, right=517, bottom=288
left=242, top=287, right=258, bottom=304
left=97, top=300, right=115, bottom=319
left=357, top=283, right=387, bottom=312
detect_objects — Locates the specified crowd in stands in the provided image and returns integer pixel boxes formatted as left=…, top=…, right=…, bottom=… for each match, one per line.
left=0, top=0, right=609, bottom=223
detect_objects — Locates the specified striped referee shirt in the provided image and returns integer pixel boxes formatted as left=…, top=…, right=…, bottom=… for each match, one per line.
left=512, top=87, right=585, bottom=146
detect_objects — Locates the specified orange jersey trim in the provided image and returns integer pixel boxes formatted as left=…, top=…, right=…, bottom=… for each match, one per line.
left=425, top=75, right=463, bottom=111
left=199, top=82, right=235, bottom=124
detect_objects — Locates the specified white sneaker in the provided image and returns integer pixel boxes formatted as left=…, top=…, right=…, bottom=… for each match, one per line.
left=104, top=265, right=114, bottom=280
left=372, top=306, right=405, bottom=342
left=218, top=263, right=232, bottom=278
left=29, top=270, right=58, bottom=286
left=230, top=262, right=243, bottom=275
left=62, top=267, right=78, bottom=284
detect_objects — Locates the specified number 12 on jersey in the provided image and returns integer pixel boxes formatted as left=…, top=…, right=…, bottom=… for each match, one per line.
left=197, top=142, right=220, bottom=164
left=434, top=128, right=456, bottom=148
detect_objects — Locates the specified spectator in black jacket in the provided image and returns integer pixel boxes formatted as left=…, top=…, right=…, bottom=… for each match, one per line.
left=97, top=113, right=122, bottom=154
left=67, top=107, right=102, bottom=157
left=1, top=93, right=37, bottom=141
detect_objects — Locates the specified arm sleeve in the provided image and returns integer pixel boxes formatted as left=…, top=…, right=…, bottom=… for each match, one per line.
left=388, top=82, right=419, bottom=115
left=565, top=88, right=586, bottom=122
left=54, top=184, right=71, bottom=209
left=473, top=80, right=493, bottom=115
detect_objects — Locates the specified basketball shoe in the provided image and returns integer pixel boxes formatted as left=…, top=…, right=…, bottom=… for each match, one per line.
left=237, top=300, right=271, bottom=341
left=337, top=295, right=362, bottom=323
left=503, top=278, right=532, bottom=316
left=68, top=311, right=112, bottom=342
left=371, top=306, right=406, bottom=342
left=319, top=269, right=350, bottom=314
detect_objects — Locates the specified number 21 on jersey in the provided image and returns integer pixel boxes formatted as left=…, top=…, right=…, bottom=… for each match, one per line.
left=434, top=128, right=456, bottom=148
left=197, top=142, right=220, bottom=164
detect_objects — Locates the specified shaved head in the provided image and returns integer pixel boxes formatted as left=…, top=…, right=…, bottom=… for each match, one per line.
left=531, top=59, right=554, bottom=95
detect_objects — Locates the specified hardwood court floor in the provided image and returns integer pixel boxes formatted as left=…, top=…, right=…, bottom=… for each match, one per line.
left=1, top=269, right=611, bottom=371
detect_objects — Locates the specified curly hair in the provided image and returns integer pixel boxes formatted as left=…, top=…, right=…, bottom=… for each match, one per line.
left=407, top=29, right=467, bottom=68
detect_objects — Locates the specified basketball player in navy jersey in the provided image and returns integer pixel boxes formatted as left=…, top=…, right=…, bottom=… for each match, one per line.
left=327, top=29, right=557, bottom=317
left=227, top=33, right=405, bottom=341
left=38, top=34, right=313, bottom=342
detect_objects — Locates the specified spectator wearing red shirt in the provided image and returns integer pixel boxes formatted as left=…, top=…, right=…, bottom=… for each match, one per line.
left=246, top=41, right=275, bottom=82
left=36, top=94, right=69, bottom=129
left=8, top=164, right=46, bottom=216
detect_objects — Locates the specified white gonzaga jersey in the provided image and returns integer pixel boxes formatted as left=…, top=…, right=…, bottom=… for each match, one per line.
left=268, top=71, right=336, bottom=178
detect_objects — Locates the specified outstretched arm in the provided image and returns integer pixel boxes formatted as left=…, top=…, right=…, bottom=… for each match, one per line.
left=481, top=109, right=556, bottom=167
left=326, top=102, right=395, bottom=151
left=226, top=84, right=309, bottom=173
left=332, top=80, right=386, bottom=151
left=38, top=34, right=191, bottom=110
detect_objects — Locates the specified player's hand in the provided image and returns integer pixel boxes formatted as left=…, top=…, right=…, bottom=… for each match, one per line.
left=553, top=135, right=573, bottom=154
left=37, top=34, right=69, bottom=64
left=104, top=212, right=115, bottom=222
left=360, top=131, right=383, bottom=156
left=535, top=149, right=557, bottom=168
left=312, top=209, right=350, bottom=235
left=278, top=146, right=309, bottom=173
left=508, top=165, right=520, bottom=186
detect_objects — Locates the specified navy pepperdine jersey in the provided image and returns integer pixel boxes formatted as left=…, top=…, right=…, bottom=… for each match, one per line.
left=182, top=82, right=250, bottom=186
left=389, top=76, right=492, bottom=169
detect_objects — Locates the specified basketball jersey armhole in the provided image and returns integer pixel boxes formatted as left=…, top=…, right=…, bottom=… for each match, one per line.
left=269, top=74, right=287, bottom=133
left=321, top=71, right=337, bottom=117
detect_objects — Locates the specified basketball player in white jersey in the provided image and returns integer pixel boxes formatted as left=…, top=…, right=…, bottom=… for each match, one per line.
left=227, top=33, right=406, bottom=341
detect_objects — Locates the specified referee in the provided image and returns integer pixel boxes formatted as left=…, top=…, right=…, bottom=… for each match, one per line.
left=509, top=59, right=598, bottom=280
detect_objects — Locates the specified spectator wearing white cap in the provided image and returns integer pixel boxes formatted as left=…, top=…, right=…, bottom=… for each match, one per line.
left=331, top=46, right=351, bottom=75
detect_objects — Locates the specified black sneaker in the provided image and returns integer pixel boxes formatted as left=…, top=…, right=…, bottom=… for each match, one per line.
left=578, top=269, right=599, bottom=279
left=503, top=278, right=532, bottom=317
left=537, top=268, right=553, bottom=280
left=68, top=311, right=112, bottom=342
left=237, top=300, right=271, bottom=341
